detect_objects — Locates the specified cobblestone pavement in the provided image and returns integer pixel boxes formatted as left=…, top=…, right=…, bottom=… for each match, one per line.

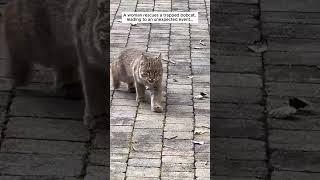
left=212, top=0, right=320, bottom=179
left=110, top=0, right=210, bottom=179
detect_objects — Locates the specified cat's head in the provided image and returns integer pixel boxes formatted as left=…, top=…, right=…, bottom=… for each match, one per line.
left=138, top=53, right=163, bottom=85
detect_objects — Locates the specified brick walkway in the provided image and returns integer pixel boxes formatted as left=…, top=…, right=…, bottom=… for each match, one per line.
left=110, top=0, right=210, bottom=179
left=212, top=0, right=320, bottom=179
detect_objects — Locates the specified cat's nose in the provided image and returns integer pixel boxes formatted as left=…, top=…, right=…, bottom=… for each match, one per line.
left=148, top=79, right=154, bottom=83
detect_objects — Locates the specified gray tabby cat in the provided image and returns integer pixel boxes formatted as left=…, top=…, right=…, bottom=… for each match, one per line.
left=111, top=48, right=163, bottom=113
left=4, top=0, right=108, bottom=128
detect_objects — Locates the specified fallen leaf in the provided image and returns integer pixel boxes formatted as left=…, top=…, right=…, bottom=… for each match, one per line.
left=131, top=22, right=137, bottom=26
left=269, top=106, right=297, bottom=118
left=248, top=40, right=268, bottom=53
left=192, top=140, right=204, bottom=145
left=194, top=46, right=201, bottom=49
left=289, top=97, right=312, bottom=109
left=188, top=75, right=193, bottom=79
left=194, top=95, right=204, bottom=100
left=200, top=39, right=206, bottom=46
left=168, top=135, right=178, bottom=140
left=200, top=92, right=209, bottom=98
left=173, top=79, right=178, bottom=82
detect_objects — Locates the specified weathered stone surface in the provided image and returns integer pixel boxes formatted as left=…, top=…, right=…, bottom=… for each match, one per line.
left=1, top=139, right=86, bottom=155
left=261, top=12, right=320, bottom=24
left=212, top=72, right=262, bottom=88
left=267, top=38, right=320, bottom=52
left=266, top=82, right=320, bottom=97
left=6, top=117, right=90, bottom=142
left=213, top=118, right=264, bottom=139
left=263, top=23, right=320, bottom=39
left=272, top=171, right=320, bottom=180
left=85, top=165, right=109, bottom=180
left=212, top=2, right=259, bottom=15
left=214, top=159, right=267, bottom=177
left=261, top=0, right=320, bottom=12
left=271, top=151, right=320, bottom=172
left=0, top=153, right=83, bottom=176
left=268, top=115, right=320, bottom=131
left=212, top=103, right=264, bottom=119
left=269, top=130, right=320, bottom=151
left=89, top=149, right=109, bottom=166
left=10, top=96, right=83, bottom=119
left=264, top=52, right=320, bottom=66
left=214, top=138, right=266, bottom=160
left=212, top=26, right=260, bottom=43
left=212, top=87, right=262, bottom=104
left=265, top=65, right=320, bottom=83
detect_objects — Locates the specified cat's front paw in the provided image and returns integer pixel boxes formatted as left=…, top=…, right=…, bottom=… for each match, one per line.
left=152, top=105, right=163, bottom=113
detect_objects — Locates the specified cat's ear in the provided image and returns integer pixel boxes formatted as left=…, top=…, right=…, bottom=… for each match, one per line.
left=157, top=53, right=162, bottom=61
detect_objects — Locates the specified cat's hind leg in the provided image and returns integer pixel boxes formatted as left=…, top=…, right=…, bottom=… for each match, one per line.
left=127, top=82, right=135, bottom=93
left=111, top=62, right=120, bottom=89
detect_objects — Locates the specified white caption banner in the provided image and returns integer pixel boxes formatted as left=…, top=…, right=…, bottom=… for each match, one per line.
left=122, top=12, right=198, bottom=23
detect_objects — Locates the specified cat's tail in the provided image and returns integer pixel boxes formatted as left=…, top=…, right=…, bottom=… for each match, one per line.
left=111, top=62, right=120, bottom=89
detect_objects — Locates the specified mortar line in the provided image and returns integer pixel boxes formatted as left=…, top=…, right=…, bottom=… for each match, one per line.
left=159, top=0, right=172, bottom=179
left=123, top=0, right=151, bottom=178
left=257, top=0, right=272, bottom=179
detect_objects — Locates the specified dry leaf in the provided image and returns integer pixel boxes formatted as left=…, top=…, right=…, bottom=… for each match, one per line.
left=192, top=140, right=204, bottom=145
left=248, top=40, right=268, bottom=53
left=269, top=106, right=297, bottom=118
left=200, top=39, right=206, bottom=46
left=194, top=95, right=204, bottom=100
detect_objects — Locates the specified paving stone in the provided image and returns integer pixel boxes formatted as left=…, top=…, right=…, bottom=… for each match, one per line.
left=212, top=103, right=264, bottom=119
left=265, top=65, right=320, bottom=83
left=164, top=139, right=194, bottom=151
left=128, top=158, right=161, bottom=167
left=89, top=149, right=109, bottom=166
left=212, top=26, right=259, bottom=43
left=266, top=82, right=320, bottom=97
left=214, top=138, right=266, bottom=160
left=213, top=55, right=262, bottom=73
left=212, top=2, right=259, bottom=15
left=267, top=38, right=320, bottom=52
left=271, top=150, right=320, bottom=172
left=213, top=118, right=264, bottom=139
left=111, top=153, right=128, bottom=163
left=264, top=52, right=320, bottom=66
left=126, top=166, right=160, bottom=177
left=271, top=171, right=320, bottom=180
left=261, top=12, right=320, bottom=24
left=212, top=73, right=262, bottom=88
left=263, top=23, right=320, bottom=39
left=211, top=176, right=260, bottom=180
left=85, top=165, right=109, bottom=180
left=268, top=115, right=320, bottom=131
left=129, top=151, right=161, bottom=159
left=269, top=130, right=320, bottom=151
left=195, top=168, right=210, bottom=178
left=161, top=163, right=194, bottom=172
left=6, top=117, right=89, bottom=141
left=162, top=171, right=194, bottom=178
left=1, top=139, right=86, bottom=155
left=0, top=176, right=78, bottom=180
left=213, top=87, right=262, bottom=104
left=164, top=123, right=193, bottom=132
left=261, top=0, right=320, bottom=12
left=214, top=158, right=267, bottom=177
left=9, top=96, right=83, bottom=119
left=0, top=153, right=83, bottom=176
